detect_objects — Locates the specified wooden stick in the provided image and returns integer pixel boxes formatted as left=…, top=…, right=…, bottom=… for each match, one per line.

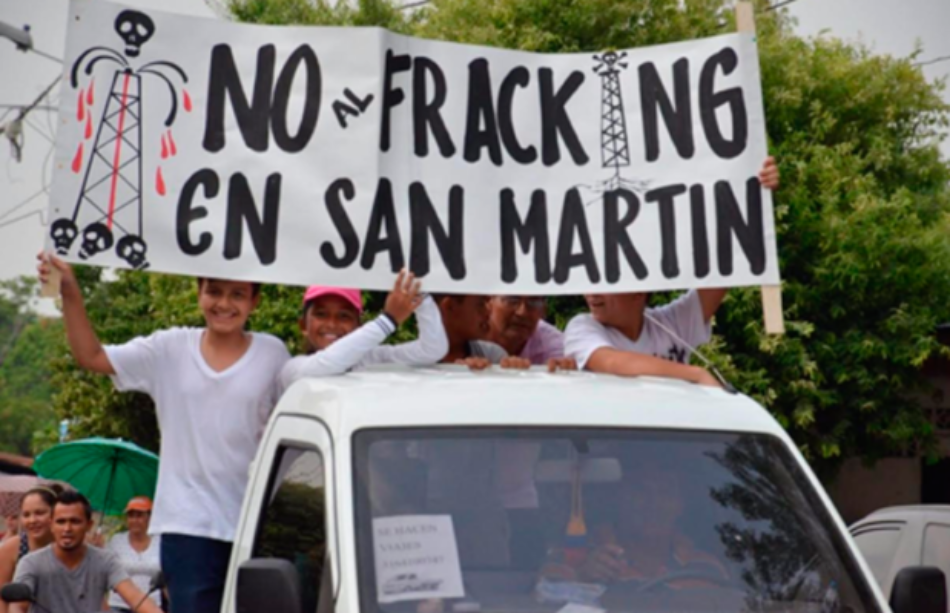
left=40, top=260, right=62, bottom=299
left=736, top=1, right=785, bottom=335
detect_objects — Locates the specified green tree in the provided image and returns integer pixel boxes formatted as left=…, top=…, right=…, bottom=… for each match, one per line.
left=45, top=0, right=950, bottom=475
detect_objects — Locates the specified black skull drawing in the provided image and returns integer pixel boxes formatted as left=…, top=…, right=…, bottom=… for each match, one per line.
left=115, top=10, right=155, bottom=58
left=50, top=219, right=79, bottom=255
left=116, top=235, right=149, bottom=270
left=78, top=222, right=115, bottom=260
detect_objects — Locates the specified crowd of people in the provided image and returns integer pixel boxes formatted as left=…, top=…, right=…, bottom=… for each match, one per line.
left=1, top=159, right=778, bottom=613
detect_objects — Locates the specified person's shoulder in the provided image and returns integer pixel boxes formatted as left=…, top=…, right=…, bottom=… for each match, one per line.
left=17, top=544, right=52, bottom=567
left=536, top=319, right=564, bottom=338
left=252, top=332, right=291, bottom=357
left=0, top=534, right=19, bottom=559
left=564, top=313, right=601, bottom=334
left=106, top=531, right=129, bottom=549
left=87, top=544, right=120, bottom=564
left=471, top=340, right=508, bottom=360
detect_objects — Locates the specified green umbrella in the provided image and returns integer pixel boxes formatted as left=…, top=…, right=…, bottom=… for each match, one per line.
left=33, top=438, right=159, bottom=516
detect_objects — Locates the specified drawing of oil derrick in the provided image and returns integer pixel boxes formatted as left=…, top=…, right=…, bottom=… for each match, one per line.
left=578, top=51, right=650, bottom=200
left=50, top=9, right=191, bottom=270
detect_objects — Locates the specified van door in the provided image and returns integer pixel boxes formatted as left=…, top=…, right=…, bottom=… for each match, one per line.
left=222, top=414, right=337, bottom=613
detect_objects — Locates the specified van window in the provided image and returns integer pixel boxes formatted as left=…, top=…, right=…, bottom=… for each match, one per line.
left=253, top=446, right=326, bottom=613
left=353, top=429, right=882, bottom=613
left=851, top=525, right=903, bottom=587
left=923, top=523, right=950, bottom=593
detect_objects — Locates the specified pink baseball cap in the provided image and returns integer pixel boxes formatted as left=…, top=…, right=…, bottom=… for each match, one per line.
left=302, top=286, right=363, bottom=315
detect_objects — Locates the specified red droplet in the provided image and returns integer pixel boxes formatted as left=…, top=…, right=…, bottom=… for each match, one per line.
left=161, top=134, right=168, bottom=159
left=77, top=90, right=85, bottom=122
left=167, top=130, right=177, bottom=156
left=84, top=115, right=93, bottom=139
left=71, top=142, right=83, bottom=173
left=156, top=166, right=166, bottom=196
left=87, top=79, right=94, bottom=105
left=183, top=89, right=192, bottom=112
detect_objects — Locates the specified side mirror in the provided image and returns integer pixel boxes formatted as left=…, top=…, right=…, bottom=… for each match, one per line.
left=0, top=583, right=34, bottom=603
left=890, top=567, right=946, bottom=613
left=237, top=559, right=303, bottom=613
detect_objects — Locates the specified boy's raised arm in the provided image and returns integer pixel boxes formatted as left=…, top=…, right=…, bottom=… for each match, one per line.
left=585, top=347, right=720, bottom=387
left=38, top=252, right=115, bottom=375
left=362, top=295, right=448, bottom=366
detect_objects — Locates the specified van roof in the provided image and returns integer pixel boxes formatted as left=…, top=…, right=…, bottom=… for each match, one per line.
left=276, top=365, right=788, bottom=438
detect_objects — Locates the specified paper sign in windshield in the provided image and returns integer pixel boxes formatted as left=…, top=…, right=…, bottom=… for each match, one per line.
left=373, top=515, right=465, bottom=603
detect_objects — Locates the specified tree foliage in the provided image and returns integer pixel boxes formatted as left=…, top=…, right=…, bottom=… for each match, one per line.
left=43, top=0, right=950, bottom=473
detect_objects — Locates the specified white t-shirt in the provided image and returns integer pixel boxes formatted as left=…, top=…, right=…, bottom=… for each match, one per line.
left=106, top=532, right=161, bottom=609
left=279, top=296, right=448, bottom=392
left=565, top=290, right=712, bottom=369
left=105, top=328, right=290, bottom=542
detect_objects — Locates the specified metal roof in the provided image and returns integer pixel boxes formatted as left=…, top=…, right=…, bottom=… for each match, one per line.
left=274, top=364, right=788, bottom=439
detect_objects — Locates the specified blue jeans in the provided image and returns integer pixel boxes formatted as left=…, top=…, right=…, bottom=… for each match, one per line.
left=160, top=534, right=233, bottom=613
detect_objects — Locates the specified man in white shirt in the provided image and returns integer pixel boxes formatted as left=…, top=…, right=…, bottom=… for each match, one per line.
left=565, top=157, right=780, bottom=386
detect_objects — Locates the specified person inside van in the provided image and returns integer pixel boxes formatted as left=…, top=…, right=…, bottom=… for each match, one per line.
left=540, top=459, right=728, bottom=591
left=564, top=157, right=780, bottom=386
left=279, top=270, right=448, bottom=391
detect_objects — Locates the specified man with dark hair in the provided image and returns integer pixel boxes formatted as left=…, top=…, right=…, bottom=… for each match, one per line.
left=11, top=492, right=161, bottom=613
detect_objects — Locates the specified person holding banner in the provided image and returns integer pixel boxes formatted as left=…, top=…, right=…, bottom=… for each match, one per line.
left=487, top=297, right=577, bottom=371
left=37, top=253, right=290, bottom=613
left=278, top=270, right=448, bottom=390
left=565, top=157, right=780, bottom=386
left=434, top=295, right=531, bottom=370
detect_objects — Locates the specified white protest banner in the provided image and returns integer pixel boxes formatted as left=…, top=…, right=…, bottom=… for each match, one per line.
left=372, top=515, right=465, bottom=603
left=47, top=0, right=779, bottom=295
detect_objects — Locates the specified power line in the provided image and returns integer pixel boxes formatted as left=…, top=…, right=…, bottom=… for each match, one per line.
left=765, top=0, right=800, bottom=12
left=0, top=188, right=46, bottom=222
left=915, top=54, right=950, bottom=68
left=0, top=208, right=45, bottom=230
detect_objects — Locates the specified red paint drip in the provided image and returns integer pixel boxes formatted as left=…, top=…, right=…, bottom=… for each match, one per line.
left=87, top=79, right=94, bottom=105
left=183, top=89, right=192, bottom=112
left=77, top=90, right=85, bottom=121
left=161, top=134, right=169, bottom=159
left=156, top=166, right=166, bottom=196
left=71, top=142, right=83, bottom=173
left=84, top=115, right=93, bottom=139
left=106, top=73, right=131, bottom=230
left=167, top=130, right=177, bottom=156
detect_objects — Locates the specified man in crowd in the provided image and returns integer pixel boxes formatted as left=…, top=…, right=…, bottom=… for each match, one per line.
left=487, top=297, right=573, bottom=369
left=11, top=490, right=161, bottom=613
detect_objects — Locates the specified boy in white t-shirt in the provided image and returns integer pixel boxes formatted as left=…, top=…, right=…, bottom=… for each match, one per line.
left=37, top=253, right=290, bottom=613
left=279, top=270, right=448, bottom=391
left=565, top=157, right=781, bottom=387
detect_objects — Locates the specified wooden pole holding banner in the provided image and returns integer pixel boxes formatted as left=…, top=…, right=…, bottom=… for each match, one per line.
left=40, top=261, right=61, bottom=298
left=736, top=1, right=785, bottom=335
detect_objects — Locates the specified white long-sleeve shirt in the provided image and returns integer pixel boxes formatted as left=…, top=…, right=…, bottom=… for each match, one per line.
left=279, top=296, right=448, bottom=391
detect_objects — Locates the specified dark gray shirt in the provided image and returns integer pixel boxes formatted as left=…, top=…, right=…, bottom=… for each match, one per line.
left=13, top=545, right=128, bottom=613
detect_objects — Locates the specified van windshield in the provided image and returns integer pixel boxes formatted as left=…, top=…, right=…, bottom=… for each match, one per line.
left=353, top=429, right=880, bottom=613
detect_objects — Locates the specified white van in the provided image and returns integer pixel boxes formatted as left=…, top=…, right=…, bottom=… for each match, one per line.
left=220, top=366, right=941, bottom=613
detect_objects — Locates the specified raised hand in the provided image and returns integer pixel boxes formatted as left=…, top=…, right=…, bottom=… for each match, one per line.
left=383, top=269, right=423, bottom=325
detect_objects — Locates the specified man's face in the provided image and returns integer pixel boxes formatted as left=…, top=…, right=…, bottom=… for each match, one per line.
left=300, top=295, right=361, bottom=352
left=584, top=293, right=648, bottom=328
left=125, top=510, right=150, bottom=536
left=452, top=296, right=492, bottom=341
left=198, top=280, right=259, bottom=335
left=617, top=468, right=684, bottom=540
left=52, top=503, right=91, bottom=551
left=489, top=297, right=546, bottom=348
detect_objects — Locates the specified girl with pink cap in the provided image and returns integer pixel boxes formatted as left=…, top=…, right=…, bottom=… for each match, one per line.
left=278, top=270, right=447, bottom=390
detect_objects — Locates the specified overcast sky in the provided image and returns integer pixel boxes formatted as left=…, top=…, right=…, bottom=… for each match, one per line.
left=1, top=0, right=949, bottom=296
